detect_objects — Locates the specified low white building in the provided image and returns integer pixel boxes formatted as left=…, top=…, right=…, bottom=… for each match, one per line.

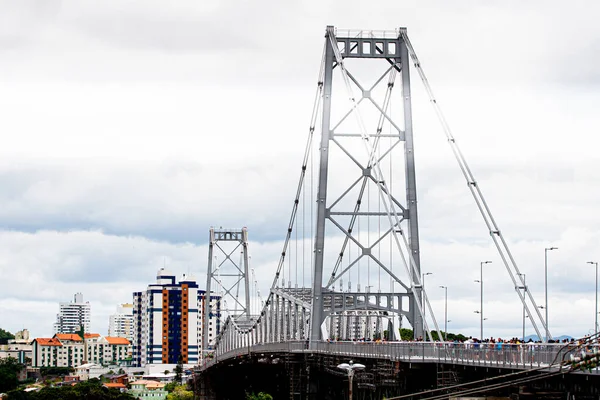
left=0, top=329, right=33, bottom=364
left=73, top=363, right=102, bottom=381
left=129, top=380, right=167, bottom=399
left=32, top=333, right=132, bottom=368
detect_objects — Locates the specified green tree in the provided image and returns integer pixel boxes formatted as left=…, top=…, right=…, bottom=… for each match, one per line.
left=0, top=357, right=24, bottom=392
left=8, top=378, right=136, bottom=400
left=246, top=392, right=273, bottom=400
left=397, top=328, right=468, bottom=342
left=0, top=328, right=15, bottom=340
left=399, top=328, right=413, bottom=341
left=166, top=384, right=193, bottom=400
left=39, top=366, right=74, bottom=377
left=174, top=355, right=184, bottom=383
left=164, top=382, right=178, bottom=393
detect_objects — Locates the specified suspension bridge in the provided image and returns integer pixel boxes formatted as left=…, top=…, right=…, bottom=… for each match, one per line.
left=194, top=26, right=600, bottom=399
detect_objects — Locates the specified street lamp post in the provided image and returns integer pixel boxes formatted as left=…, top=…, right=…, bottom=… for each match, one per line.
left=475, top=261, right=492, bottom=340
left=337, top=360, right=365, bottom=400
left=544, top=247, right=557, bottom=342
left=588, top=261, right=599, bottom=334
left=440, top=286, right=448, bottom=341
left=422, top=272, right=432, bottom=336
left=518, top=273, right=526, bottom=341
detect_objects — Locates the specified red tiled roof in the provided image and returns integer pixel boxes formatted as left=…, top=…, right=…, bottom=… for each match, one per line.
left=104, top=383, right=126, bottom=389
left=35, top=338, right=62, bottom=346
left=105, top=336, right=130, bottom=345
left=55, top=334, right=82, bottom=341
left=84, top=333, right=101, bottom=339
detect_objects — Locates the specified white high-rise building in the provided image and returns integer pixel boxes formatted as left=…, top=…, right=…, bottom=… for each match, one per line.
left=53, top=293, right=91, bottom=334
left=108, top=303, right=134, bottom=340
left=132, top=268, right=221, bottom=367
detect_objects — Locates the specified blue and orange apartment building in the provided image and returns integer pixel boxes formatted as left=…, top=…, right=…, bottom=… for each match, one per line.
left=132, top=268, right=220, bottom=366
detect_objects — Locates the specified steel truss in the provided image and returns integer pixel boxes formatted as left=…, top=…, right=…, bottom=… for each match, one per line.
left=310, top=26, right=441, bottom=343
left=210, top=25, right=548, bottom=357
left=202, top=227, right=252, bottom=351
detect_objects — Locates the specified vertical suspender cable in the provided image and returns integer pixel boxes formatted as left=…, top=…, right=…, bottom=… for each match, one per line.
left=303, top=164, right=306, bottom=288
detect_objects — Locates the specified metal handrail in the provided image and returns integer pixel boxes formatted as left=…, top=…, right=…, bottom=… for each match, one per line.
left=199, top=341, right=598, bottom=374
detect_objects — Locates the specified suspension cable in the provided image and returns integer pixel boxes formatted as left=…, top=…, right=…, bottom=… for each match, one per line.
left=302, top=161, right=306, bottom=288
left=399, top=30, right=547, bottom=341
left=220, top=45, right=327, bottom=338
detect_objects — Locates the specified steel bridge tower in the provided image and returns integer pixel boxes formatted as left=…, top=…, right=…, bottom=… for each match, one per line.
left=202, top=227, right=251, bottom=352
left=310, top=27, right=431, bottom=343
left=205, top=24, right=550, bottom=364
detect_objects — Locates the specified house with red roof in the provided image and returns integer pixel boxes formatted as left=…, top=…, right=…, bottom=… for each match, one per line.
left=32, top=333, right=132, bottom=368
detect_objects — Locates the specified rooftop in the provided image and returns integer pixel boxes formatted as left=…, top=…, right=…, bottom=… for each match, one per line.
left=84, top=333, right=101, bottom=339
left=103, top=383, right=126, bottom=389
left=35, top=338, right=62, bottom=346
left=105, top=336, right=130, bottom=345
left=54, top=334, right=82, bottom=342
left=131, top=380, right=166, bottom=389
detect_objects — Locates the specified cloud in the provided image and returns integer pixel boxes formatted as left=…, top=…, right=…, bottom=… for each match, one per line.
left=0, top=0, right=599, bottom=342
left=0, top=158, right=301, bottom=243
left=0, top=229, right=202, bottom=337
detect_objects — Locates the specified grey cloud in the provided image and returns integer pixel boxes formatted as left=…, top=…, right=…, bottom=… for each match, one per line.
left=1, top=0, right=599, bottom=341
left=0, top=224, right=597, bottom=338
left=0, top=0, right=61, bottom=50
left=62, top=5, right=258, bottom=53
left=0, top=160, right=296, bottom=244
left=0, top=230, right=203, bottom=292
left=3, top=0, right=597, bottom=87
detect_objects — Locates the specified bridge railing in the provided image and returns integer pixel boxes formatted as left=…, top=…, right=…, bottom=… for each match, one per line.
left=200, top=341, right=597, bottom=373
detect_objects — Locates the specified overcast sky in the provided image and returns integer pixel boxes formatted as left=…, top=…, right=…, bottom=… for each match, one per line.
left=0, top=0, right=599, bottom=341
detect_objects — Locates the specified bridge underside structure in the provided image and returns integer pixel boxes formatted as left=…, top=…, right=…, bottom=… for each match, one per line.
left=196, top=342, right=600, bottom=400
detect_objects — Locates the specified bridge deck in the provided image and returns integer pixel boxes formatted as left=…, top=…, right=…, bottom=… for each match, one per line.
left=201, top=341, right=600, bottom=375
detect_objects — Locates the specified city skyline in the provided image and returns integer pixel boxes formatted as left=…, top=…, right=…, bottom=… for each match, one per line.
left=0, top=1, right=599, bottom=341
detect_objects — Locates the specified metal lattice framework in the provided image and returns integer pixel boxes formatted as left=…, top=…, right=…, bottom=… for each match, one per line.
left=208, top=25, right=551, bottom=357
left=309, top=26, right=440, bottom=343
left=202, top=227, right=253, bottom=351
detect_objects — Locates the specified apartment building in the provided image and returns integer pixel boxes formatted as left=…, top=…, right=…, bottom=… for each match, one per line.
left=132, top=268, right=220, bottom=367
left=108, top=303, right=134, bottom=341
left=53, top=293, right=91, bottom=334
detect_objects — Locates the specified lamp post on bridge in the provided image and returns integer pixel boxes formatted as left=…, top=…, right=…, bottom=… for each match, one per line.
left=544, top=247, right=557, bottom=342
left=588, top=261, right=599, bottom=335
left=439, top=285, right=448, bottom=341
left=422, top=272, right=432, bottom=336
left=337, top=360, right=365, bottom=400
left=475, top=261, right=492, bottom=340
left=517, top=273, right=526, bottom=341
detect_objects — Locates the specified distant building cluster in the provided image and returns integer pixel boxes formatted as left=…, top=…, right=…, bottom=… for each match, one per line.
left=9, top=268, right=222, bottom=371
